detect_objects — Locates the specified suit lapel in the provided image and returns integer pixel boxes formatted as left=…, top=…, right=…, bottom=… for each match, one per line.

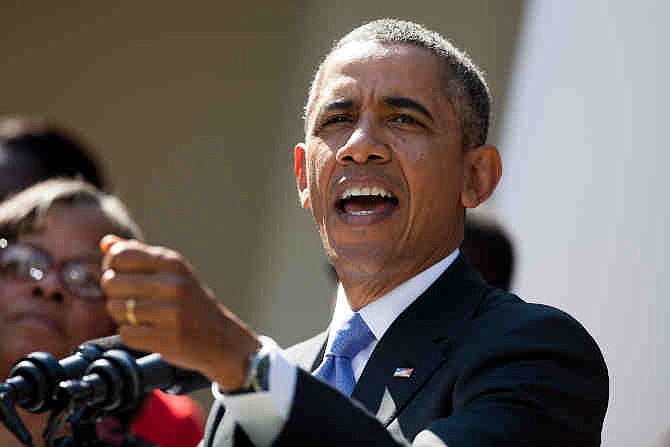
left=351, top=255, right=487, bottom=425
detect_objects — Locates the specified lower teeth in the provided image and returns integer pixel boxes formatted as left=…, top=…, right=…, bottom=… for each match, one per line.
left=351, top=210, right=374, bottom=216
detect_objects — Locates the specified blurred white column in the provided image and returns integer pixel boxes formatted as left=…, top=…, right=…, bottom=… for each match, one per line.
left=497, top=1, right=669, bottom=445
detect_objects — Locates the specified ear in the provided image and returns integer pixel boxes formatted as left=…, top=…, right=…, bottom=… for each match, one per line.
left=461, top=145, right=502, bottom=208
left=294, top=143, right=311, bottom=209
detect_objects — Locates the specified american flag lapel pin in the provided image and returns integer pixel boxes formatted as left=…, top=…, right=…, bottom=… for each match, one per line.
left=393, top=367, right=414, bottom=378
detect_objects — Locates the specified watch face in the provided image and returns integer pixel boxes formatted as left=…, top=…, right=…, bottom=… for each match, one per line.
left=254, top=352, right=271, bottom=392
left=225, top=350, right=270, bottom=395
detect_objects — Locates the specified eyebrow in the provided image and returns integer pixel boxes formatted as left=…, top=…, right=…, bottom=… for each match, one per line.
left=321, top=99, right=354, bottom=114
left=316, top=96, right=434, bottom=123
left=383, top=96, right=434, bottom=122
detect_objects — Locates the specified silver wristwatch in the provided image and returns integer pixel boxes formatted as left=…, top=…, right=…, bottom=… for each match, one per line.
left=228, top=348, right=271, bottom=394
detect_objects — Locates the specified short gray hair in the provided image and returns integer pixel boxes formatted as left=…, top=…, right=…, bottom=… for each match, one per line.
left=304, top=19, right=490, bottom=149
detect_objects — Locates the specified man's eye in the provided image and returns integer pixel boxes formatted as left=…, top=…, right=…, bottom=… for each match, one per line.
left=320, top=115, right=352, bottom=128
left=389, top=114, right=422, bottom=126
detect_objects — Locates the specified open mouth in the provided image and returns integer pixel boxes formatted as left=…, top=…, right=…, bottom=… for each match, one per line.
left=335, top=186, right=399, bottom=222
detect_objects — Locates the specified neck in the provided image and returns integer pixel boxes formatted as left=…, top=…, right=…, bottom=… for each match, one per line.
left=339, top=278, right=393, bottom=311
left=337, top=247, right=457, bottom=311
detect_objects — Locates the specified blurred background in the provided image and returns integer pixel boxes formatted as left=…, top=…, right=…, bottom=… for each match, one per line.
left=1, top=1, right=667, bottom=445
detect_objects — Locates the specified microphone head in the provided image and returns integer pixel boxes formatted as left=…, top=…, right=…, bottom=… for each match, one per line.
left=77, top=337, right=210, bottom=395
left=77, top=335, right=149, bottom=358
left=78, top=335, right=122, bottom=352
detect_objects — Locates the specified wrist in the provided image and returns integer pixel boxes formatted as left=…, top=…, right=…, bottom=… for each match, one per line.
left=207, top=334, right=261, bottom=391
left=222, top=336, right=274, bottom=394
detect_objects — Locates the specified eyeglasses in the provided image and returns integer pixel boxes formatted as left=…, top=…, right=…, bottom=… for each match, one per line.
left=0, top=239, right=105, bottom=301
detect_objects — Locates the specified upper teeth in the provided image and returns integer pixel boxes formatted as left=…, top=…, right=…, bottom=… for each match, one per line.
left=341, top=186, right=393, bottom=200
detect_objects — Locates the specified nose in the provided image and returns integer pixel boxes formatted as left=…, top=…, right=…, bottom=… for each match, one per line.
left=31, top=270, right=66, bottom=303
left=336, top=123, right=391, bottom=165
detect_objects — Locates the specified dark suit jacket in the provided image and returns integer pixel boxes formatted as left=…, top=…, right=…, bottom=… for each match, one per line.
left=202, top=256, right=608, bottom=446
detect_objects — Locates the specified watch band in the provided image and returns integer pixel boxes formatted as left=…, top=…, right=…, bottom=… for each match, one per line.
left=225, top=346, right=271, bottom=395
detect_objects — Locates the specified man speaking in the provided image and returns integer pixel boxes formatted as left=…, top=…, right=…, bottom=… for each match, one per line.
left=101, top=19, right=608, bottom=446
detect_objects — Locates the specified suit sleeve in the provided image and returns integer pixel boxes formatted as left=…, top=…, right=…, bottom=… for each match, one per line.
left=435, top=305, right=609, bottom=447
left=273, top=305, right=608, bottom=447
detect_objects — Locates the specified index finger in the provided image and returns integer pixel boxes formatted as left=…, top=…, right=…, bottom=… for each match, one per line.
left=102, top=238, right=188, bottom=274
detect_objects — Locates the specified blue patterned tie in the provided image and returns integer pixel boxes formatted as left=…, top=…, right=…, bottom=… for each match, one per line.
left=314, top=312, right=376, bottom=396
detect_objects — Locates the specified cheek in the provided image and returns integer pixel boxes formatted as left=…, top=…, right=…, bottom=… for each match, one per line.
left=0, top=286, right=14, bottom=313
left=311, top=149, right=331, bottom=183
left=0, top=292, right=13, bottom=336
left=402, top=148, right=464, bottom=219
left=411, top=147, right=463, bottom=191
left=66, top=303, right=117, bottom=342
left=0, top=282, right=28, bottom=313
left=393, top=135, right=430, bottom=165
left=308, top=148, right=335, bottom=203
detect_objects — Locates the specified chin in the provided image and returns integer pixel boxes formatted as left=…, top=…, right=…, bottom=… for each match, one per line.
left=330, top=245, right=394, bottom=278
left=6, top=327, right=69, bottom=361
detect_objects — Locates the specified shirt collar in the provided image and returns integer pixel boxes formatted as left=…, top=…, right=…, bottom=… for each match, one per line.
left=330, top=249, right=460, bottom=342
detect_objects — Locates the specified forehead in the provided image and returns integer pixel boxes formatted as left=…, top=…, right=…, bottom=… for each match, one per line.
left=18, top=204, right=116, bottom=259
left=312, top=42, right=447, bottom=114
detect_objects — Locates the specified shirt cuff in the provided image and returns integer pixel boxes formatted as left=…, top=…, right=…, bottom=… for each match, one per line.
left=211, top=335, right=297, bottom=447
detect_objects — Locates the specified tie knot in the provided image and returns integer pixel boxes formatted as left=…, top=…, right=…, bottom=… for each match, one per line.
left=328, top=312, right=375, bottom=359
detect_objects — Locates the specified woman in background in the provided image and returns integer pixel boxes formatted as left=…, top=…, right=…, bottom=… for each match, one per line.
left=0, top=179, right=204, bottom=446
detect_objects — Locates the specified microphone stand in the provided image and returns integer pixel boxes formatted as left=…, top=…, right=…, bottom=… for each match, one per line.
left=2, top=346, right=210, bottom=446
left=1, top=379, right=102, bottom=447
left=44, top=349, right=157, bottom=447
left=0, top=389, right=33, bottom=446
left=46, top=405, right=104, bottom=447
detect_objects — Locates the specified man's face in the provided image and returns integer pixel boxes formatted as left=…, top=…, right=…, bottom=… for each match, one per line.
left=296, top=42, right=469, bottom=282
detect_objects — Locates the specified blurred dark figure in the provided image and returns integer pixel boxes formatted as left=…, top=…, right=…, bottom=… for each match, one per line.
left=0, top=117, right=107, bottom=201
left=461, top=216, right=515, bottom=291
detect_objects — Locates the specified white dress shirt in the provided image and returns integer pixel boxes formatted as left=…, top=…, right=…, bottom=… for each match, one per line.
left=212, top=249, right=459, bottom=446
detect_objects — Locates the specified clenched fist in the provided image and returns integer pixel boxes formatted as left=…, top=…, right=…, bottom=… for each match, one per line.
left=100, top=235, right=261, bottom=391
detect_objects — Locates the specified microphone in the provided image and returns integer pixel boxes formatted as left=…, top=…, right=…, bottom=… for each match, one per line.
left=0, top=336, right=123, bottom=446
left=1, top=335, right=123, bottom=413
left=56, top=350, right=210, bottom=412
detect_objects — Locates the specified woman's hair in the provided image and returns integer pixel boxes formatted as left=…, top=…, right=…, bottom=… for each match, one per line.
left=0, top=178, right=143, bottom=242
left=0, top=117, right=107, bottom=198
